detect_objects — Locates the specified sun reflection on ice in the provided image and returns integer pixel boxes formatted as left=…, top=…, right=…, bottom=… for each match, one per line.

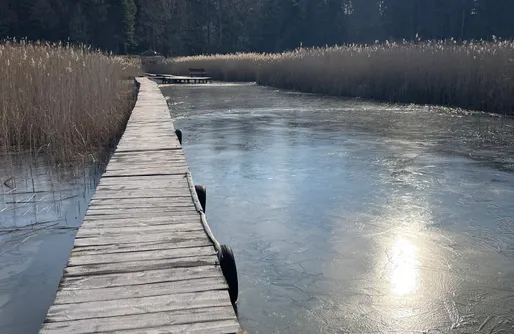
left=389, top=237, right=419, bottom=295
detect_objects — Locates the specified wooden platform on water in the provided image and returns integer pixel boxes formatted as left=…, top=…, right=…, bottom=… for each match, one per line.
left=147, top=73, right=211, bottom=84
left=40, top=78, right=241, bottom=333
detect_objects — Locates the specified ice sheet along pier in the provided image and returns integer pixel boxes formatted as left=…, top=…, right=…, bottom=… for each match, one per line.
left=40, top=77, right=241, bottom=334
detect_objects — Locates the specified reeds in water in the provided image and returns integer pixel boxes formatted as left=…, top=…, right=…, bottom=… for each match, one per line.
left=0, top=41, right=141, bottom=161
left=164, top=40, right=514, bottom=115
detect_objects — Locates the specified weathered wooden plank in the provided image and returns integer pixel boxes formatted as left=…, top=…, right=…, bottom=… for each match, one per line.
left=97, top=179, right=190, bottom=188
left=102, top=169, right=188, bottom=178
left=86, top=212, right=198, bottom=222
left=73, top=230, right=207, bottom=246
left=104, top=166, right=188, bottom=173
left=77, top=222, right=202, bottom=235
left=121, top=119, right=173, bottom=124
left=54, top=277, right=228, bottom=304
left=60, top=266, right=224, bottom=290
left=104, top=167, right=187, bottom=174
left=117, top=132, right=176, bottom=136
left=89, top=197, right=192, bottom=204
left=105, top=162, right=188, bottom=169
left=107, top=157, right=187, bottom=164
left=110, top=149, right=185, bottom=156
left=118, top=126, right=175, bottom=130
left=99, top=173, right=187, bottom=186
left=111, top=145, right=183, bottom=151
left=77, top=222, right=202, bottom=237
left=86, top=204, right=197, bottom=210
left=105, top=158, right=186, bottom=164
left=92, top=189, right=191, bottom=196
left=87, top=202, right=194, bottom=210
left=108, top=159, right=184, bottom=166
left=115, top=319, right=241, bottom=334
left=69, top=246, right=216, bottom=266
left=108, top=156, right=186, bottom=163
left=106, top=160, right=187, bottom=167
left=105, top=161, right=188, bottom=168
left=84, top=208, right=198, bottom=217
left=89, top=199, right=192, bottom=206
left=72, top=239, right=211, bottom=255
left=97, top=174, right=188, bottom=181
left=123, top=121, right=175, bottom=126
left=116, top=134, right=179, bottom=142
left=96, top=182, right=190, bottom=188
left=64, top=255, right=218, bottom=276
left=95, top=187, right=192, bottom=194
left=120, top=132, right=177, bottom=137
left=115, top=145, right=181, bottom=152
left=82, top=215, right=199, bottom=224
left=82, top=214, right=198, bottom=222
left=89, top=194, right=193, bottom=206
left=116, top=138, right=179, bottom=144
left=116, top=135, right=179, bottom=142
left=84, top=213, right=198, bottom=220
left=80, top=217, right=200, bottom=227
left=93, top=187, right=190, bottom=194
left=117, top=130, right=176, bottom=135
left=41, top=306, right=238, bottom=334
left=104, top=164, right=188, bottom=170
left=115, top=141, right=179, bottom=146
left=116, top=137, right=179, bottom=144
left=110, top=151, right=184, bottom=156
left=115, top=147, right=182, bottom=154
left=96, top=179, right=190, bottom=187
left=91, top=193, right=192, bottom=199
left=122, top=124, right=175, bottom=129
left=105, top=162, right=187, bottom=170
left=86, top=205, right=197, bottom=212
left=90, top=197, right=193, bottom=205
left=47, top=290, right=232, bottom=322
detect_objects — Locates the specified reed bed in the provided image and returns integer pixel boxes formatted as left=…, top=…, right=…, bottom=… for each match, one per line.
left=0, top=41, right=141, bottom=161
left=167, top=41, right=514, bottom=115
left=152, top=53, right=265, bottom=82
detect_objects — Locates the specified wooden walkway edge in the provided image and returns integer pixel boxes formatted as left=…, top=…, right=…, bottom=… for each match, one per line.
left=40, top=77, right=241, bottom=334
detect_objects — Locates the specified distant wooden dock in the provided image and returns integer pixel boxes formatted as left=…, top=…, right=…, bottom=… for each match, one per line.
left=147, top=73, right=211, bottom=84
left=40, top=78, right=241, bottom=333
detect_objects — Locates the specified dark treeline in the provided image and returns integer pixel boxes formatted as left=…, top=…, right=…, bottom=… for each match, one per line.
left=1, top=0, right=513, bottom=56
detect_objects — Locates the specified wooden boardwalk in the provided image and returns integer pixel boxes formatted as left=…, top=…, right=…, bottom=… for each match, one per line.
left=40, top=78, right=241, bottom=333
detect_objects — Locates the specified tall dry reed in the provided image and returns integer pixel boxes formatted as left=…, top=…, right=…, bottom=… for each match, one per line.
left=166, top=41, right=514, bottom=115
left=0, top=41, right=141, bottom=161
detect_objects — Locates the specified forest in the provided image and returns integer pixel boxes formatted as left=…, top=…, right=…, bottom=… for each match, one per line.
left=1, top=0, right=513, bottom=56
